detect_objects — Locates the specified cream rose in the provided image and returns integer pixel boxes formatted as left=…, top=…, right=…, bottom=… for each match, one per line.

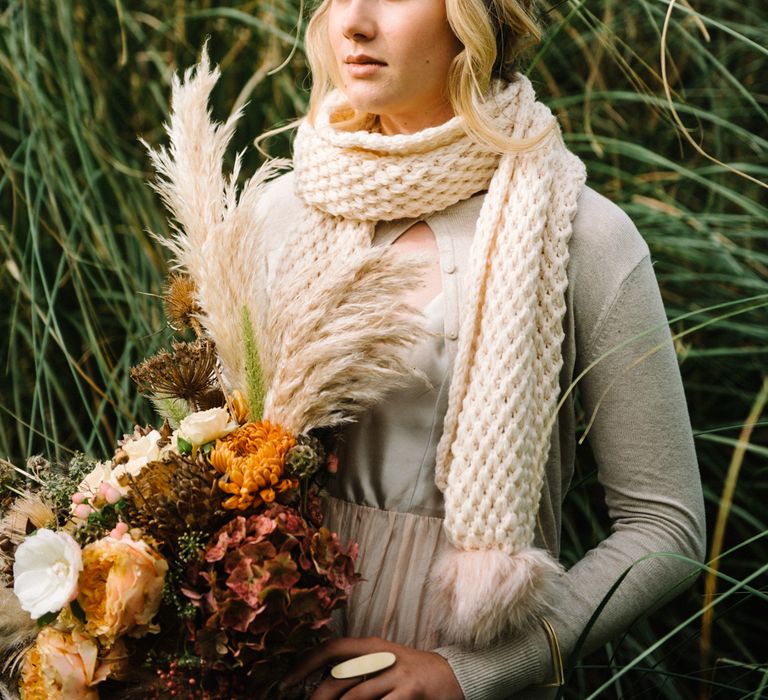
left=73, top=461, right=125, bottom=515
left=78, top=534, right=168, bottom=645
left=13, top=529, right=82, bottom=620
left=179, top=407, right=237, bottom=446
left=121, top=429, right=162, bottom=474
left=105, top=429, right=163, bottom=492
left=76, top=460, right=113, bottom=497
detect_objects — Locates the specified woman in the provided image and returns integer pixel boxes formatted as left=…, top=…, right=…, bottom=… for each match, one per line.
left=263, top=0, right=706, bottom=697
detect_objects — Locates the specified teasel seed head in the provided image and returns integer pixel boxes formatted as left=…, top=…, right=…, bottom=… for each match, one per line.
left=164, top=273, right=203, bottom=335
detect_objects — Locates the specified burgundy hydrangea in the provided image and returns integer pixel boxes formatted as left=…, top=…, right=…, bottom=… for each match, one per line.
left=181, top=504, right=359, bottom=676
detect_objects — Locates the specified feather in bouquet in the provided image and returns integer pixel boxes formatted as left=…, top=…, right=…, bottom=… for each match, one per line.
left=0, top=48, right=429, bottom=699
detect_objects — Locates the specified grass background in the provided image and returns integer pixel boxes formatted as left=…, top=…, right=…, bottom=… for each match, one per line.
left=1, top=0, right=766, bottom=697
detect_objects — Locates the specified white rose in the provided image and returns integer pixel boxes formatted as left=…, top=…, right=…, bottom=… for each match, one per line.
left=122, top=429, right=162, bottom=476
left=13, top=529, right=83, bottom=620
left=179, top=407, right=237, bottom=446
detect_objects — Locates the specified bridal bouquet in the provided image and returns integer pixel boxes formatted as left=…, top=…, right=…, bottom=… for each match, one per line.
left=0, top=49, right=426, bottom=700
left=3, top=382, right=356, bottom=699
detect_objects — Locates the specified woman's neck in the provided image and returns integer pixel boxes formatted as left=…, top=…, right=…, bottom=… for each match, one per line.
left=377, top=102, right=455, bottom=135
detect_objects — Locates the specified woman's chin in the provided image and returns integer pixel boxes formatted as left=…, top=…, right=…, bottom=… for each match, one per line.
left=341, top=91, right=392, bottom=116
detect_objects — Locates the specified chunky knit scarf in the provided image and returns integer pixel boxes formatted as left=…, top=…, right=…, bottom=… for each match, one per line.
left=288, top=76, right=586, bottom=648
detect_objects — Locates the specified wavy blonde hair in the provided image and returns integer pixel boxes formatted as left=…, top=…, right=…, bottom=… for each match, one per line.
left=304, top=0, right=549, bottom=153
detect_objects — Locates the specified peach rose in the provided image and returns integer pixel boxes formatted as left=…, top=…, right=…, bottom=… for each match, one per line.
left=20, top=627, right=111, bottom=699
left=78, top=534, right=167, bottom=646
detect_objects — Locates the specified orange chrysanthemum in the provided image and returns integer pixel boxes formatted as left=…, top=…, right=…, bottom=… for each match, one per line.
left=210, top=421, right=298, bottom=510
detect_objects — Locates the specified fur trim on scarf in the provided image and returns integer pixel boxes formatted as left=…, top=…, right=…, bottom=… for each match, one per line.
left=429, top=548, right=562, bottom=648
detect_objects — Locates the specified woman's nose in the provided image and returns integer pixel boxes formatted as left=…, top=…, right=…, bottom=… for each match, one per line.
left=341, top=0, right=376, bottom=41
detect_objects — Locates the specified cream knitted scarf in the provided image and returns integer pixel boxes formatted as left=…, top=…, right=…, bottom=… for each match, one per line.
left=286, top=76, right=586, bottom=647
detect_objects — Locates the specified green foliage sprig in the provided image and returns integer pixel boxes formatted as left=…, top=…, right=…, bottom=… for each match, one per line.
left=242, top=306, right=266, bottom=421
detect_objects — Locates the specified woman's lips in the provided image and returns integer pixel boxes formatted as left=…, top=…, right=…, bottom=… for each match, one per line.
left=344, top=54, right=386, bottom=78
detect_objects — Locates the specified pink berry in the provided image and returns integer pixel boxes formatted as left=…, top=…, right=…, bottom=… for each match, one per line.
left=103, top=484, right=121, bottom=504
left=109, top=522, right=129, bottom=539
left=74, top=503, right=94, bottom=519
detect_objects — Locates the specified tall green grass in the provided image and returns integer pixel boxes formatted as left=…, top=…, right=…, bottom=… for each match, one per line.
left=1, top=0, right=766, bottom=697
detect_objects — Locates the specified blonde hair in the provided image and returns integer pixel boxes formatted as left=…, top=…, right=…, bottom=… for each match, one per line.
left=304, top=0, right=550, bottom=153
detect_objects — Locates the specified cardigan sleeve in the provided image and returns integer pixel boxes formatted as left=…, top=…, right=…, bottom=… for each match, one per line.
left=434, top=253, right=706, bottom=699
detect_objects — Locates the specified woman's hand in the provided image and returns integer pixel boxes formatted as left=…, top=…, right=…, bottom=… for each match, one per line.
left=281, top=636, right=464, bottom=700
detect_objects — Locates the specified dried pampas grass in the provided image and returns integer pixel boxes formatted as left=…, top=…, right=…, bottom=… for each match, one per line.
left=0, top=492, right=57, bottom=583
left=1, top=492, right=56, bottom=547
left=263, top=248, right=430, bottom=434
left=143, top=44, right=287, bottom=395
left=146, top=46, right=430, bottom=431
left=0, top=588, right=35, bottom=678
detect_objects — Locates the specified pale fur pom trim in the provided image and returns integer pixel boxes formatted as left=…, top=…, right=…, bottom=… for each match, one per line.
left=430, top=547, right=562, bottom=648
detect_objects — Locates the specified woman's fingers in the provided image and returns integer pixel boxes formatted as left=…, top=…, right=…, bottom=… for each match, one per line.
left=282, top=637, right=464, bottom=699
left=309, top=676, right=363, bottom=700
left=282, top=637, right=390, bottom=687
left=333, top=674, right=393, bottom=700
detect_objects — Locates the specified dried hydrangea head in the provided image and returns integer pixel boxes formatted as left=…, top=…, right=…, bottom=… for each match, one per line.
left=182, top=506, right=360, bottom=676
left=164, top=273, right=203, bottom=334
left=131, top=337, right=218, bottom=408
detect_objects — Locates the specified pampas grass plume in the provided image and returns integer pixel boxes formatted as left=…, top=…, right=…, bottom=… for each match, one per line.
left=143, top=44, right=288, bottom=393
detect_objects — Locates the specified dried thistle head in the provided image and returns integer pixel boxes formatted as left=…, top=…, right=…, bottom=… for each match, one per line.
left=164, top=273, right=203, bottom=334
left=131, top=337, right=219, bottom=408
left=198, top=387, right=226, bottom=411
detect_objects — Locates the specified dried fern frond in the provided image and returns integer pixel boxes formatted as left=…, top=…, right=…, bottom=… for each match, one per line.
left=263, top=247, right=432, bottom=435
left=0, top=492, right=56, bottom=547
left=142, top=45, right=287, bottom=395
